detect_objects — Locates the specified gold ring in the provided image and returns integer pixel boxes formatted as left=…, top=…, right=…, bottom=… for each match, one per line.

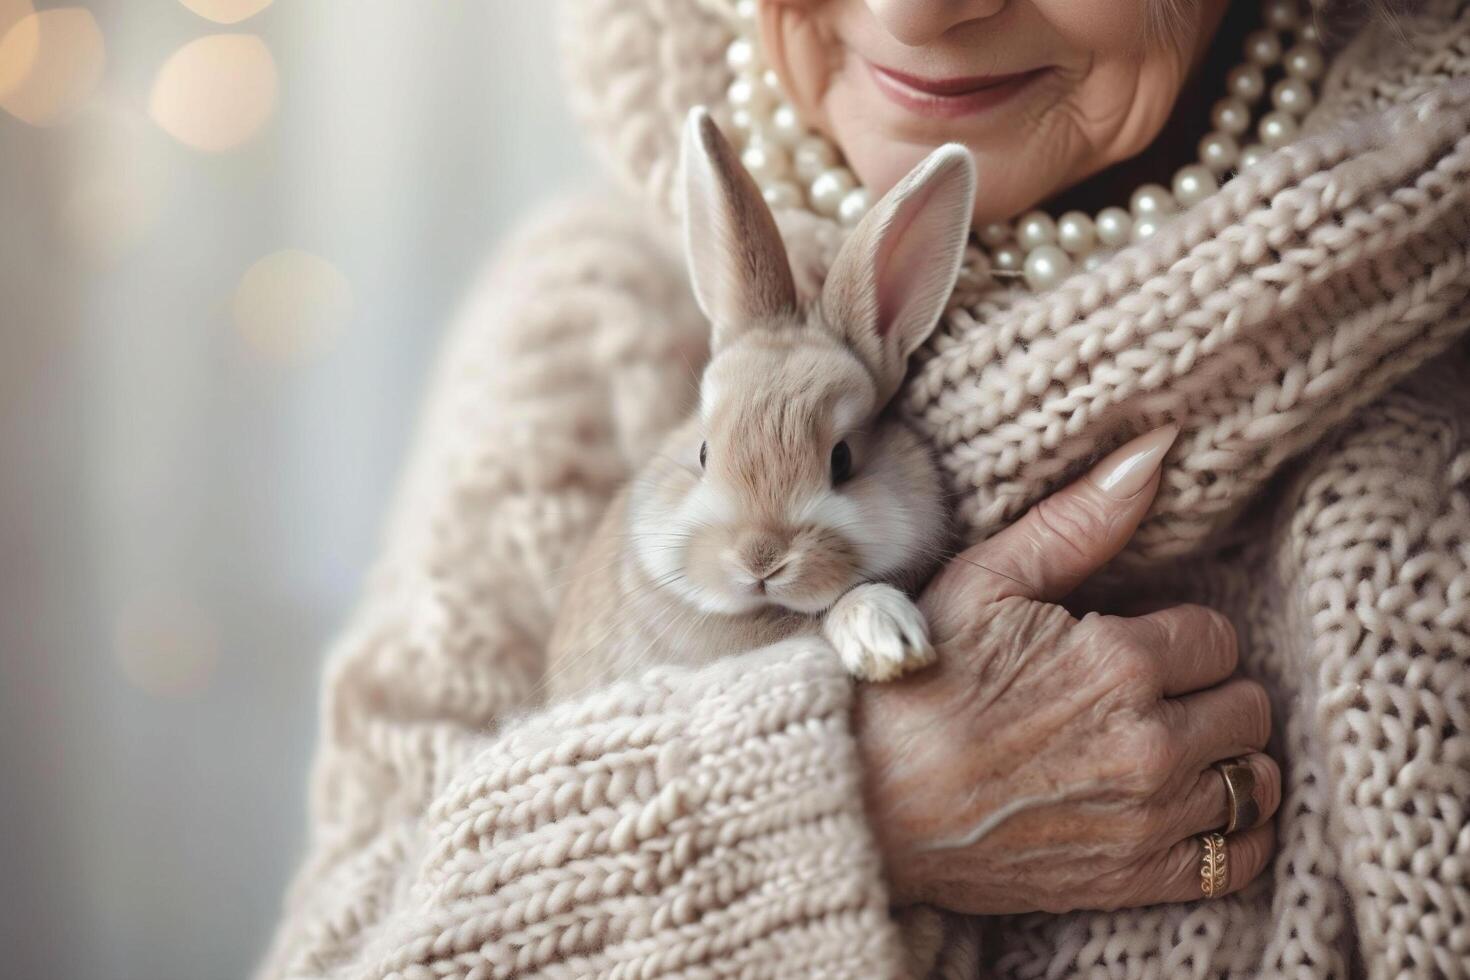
left=1199, top=832, right=1228, bottom=898
left=1214, top=758, right=1259, bottom=835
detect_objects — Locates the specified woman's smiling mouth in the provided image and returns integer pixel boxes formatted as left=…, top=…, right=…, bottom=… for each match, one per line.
left=866, top=62, right=1049, bottom=119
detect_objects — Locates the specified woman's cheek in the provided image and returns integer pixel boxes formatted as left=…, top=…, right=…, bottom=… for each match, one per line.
left=759, top=3, right=924, bottom=199
left=1062, top=59, right=1182, bottom=173
left=1025, top=1, right=1200, bottom=171
left=1028, top=0, right=1153, bottom=52
left=758, top=3, right=838, bottom=126
left=816, top=69, right=916, bottom=181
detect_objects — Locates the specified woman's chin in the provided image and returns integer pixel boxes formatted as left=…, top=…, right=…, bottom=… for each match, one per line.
left=824, top=75, right=1077, bottom=226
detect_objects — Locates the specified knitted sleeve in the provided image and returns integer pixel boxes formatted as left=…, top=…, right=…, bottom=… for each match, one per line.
left=252, top=196, right=900, bottom=979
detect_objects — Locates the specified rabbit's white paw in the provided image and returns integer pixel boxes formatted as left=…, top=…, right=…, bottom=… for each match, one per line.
left=822, top=583, right=935, bottom=682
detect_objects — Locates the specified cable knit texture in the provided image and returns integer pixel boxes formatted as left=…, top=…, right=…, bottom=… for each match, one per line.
left=257, top=2, right=1470, bottom=977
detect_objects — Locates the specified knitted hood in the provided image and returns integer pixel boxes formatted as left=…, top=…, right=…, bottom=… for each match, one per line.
left=558, top=0, right=1470, bottom=564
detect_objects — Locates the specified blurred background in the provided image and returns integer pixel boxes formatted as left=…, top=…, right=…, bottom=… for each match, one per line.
left=0, top=3, right=591, bottom=977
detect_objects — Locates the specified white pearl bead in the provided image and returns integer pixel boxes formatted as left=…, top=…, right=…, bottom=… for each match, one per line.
left=740, top=142, right=788, bottom=185
left=1023, top=244, right=1071, bottom=291
left=1284, top=43, right=1325, bottom=81
left=1264, top=0, right=1300, bottom=31
left=810, top=167, right=855, bottom=217
left=1245, top=29, right=1283, bottom=66
left=1227, top=63, right=1267, bottom=103
left=1131, top=215, right=1164, bottom=241
left=1211, top=97, right=1252, bottom=136
left=770, top=102, right=804, bottom=147
left=1272, top=77, right=1314, bottom=115
left=1239, top=143, right=1269, bottom=170
left=1095, top=206, right=1133, bottom=247
left=1082, top=251, right=1109, bottom=271
left=1056, top=211, right=1096, bottom=255
left=1130, top=183, right=1176, bottom=218
left=1258, top=109, right=1299, bottom=148
left=1199, top=131, right=1241, bottom=173
left=762, top=68, right=782, bottom=92
left=1300, top=21, right=1320, bottom=44
left=1016, top=211, right=1058, bottom=250
left=838, top=187, right=873, bottom=226
left=727, top=76, right=771, bottom=112
left=763, top=181, right=803, bottom=210
left=730, top=107, right=754, bottom=135
left=726, top=38, right=759, bottom=75
left=978, top=222, right=1011, bottom=247
left=1172, top=164, right=1216, bottom=208
left=992, top=244, right=1024, bottom=274
left=735, top=0, right=757, bottom=22
left=793, top=138, right=836, bottom=182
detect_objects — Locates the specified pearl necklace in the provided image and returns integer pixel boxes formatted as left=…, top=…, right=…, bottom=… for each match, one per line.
left=721, top=0, right=1327, bottom=291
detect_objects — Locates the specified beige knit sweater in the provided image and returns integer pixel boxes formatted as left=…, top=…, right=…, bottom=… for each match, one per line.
left=255, top=2, right=1470, bottom=977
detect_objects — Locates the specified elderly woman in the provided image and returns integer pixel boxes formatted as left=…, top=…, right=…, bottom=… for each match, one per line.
left=257, top=1, right=1470, bottom=977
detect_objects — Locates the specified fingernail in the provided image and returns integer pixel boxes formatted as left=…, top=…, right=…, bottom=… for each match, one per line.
left=1089, top=425, right=1179, bottom=499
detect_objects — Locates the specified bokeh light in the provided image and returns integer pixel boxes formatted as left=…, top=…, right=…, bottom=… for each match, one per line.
left=0, top=0, right=38, bottom=105
left=149, top=33, right=277, bottom=152
left=114, top=593, right=220, bottom=699
left=0, top=7, right=106, bottom=127
left=178, top=0, right=273, bottom=25
left=0, top=0, right=31, bottom=43
left=233, top=249, right=354, bottom=364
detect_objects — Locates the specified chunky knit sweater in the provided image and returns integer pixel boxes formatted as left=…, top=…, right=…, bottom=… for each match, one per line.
left=256, top=2, right=1470, bottom=977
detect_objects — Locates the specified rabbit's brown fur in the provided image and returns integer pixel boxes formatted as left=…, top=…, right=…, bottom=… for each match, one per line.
left=546, top=110, right=975, bottom=699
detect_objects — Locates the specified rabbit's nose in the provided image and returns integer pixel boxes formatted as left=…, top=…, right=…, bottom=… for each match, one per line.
left=737, top=531, right=791, bottom=582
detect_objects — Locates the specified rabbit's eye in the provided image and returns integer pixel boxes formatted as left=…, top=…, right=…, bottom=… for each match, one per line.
left=699, top=441, right=708, bottom=470
left=830, top=440, right=852, bottom=485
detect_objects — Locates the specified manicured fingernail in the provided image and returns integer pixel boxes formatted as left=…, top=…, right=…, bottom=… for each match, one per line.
left=1089, top=425, right=1180, bottom=499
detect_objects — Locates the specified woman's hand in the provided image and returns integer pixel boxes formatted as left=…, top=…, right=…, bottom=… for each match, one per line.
left=855, top=427, right=1280, bottom=915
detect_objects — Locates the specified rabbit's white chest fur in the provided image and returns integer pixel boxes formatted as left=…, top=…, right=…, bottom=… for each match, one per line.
left=540, top=110, right=975, bottom=701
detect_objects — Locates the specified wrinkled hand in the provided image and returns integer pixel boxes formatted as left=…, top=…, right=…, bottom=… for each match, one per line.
left=855, top=428, right=1280, bottom=915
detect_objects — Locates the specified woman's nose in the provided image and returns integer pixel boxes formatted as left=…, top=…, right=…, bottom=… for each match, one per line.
left=865, top=0, right=1007, bottom=47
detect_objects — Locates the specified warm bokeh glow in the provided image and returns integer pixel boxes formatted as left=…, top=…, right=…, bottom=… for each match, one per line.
left=149, top=33, right=277, bottom=152
left=114, top=594, right=220, bottom=699
left=0, top=9, right=591, bottom=978
left=0, top=0, right=31, bottom=41
left=233, top=249, right=354, bottom=363
left=0, top=7, right=105, bottom=126
left=178, top=0, right=273, bottom=25
left=0, top=0, right=36, bottom=97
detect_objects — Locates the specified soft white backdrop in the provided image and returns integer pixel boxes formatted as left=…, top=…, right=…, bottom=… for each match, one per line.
left=0, top=3, right=592, bottom=977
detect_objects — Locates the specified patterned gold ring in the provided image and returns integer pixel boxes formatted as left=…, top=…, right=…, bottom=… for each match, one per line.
left=1199, top=831, right=1229, bottom=898
left=1214, top=758, right=1259, bottom=835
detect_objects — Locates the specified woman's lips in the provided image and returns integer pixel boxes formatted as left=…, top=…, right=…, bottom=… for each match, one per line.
left=867, top=62, right=1046, bottom=119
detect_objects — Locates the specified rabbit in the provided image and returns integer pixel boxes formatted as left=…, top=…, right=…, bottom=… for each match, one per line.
left=544, top=107, right=976, bottom=700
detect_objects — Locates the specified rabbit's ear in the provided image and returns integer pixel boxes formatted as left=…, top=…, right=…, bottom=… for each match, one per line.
left=682, top=107, right=797, bottom=351
left=820, top=144, right=975, bottom=401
